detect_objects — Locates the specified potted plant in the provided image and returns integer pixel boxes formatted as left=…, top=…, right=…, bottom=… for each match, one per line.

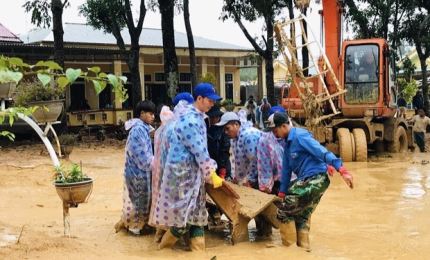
left=58, top=134, right=77, bottom=157
left=0, top=82, right=17, bottom=99
left=54, top=163, right=93, bottom=207
left=14, top=80, right=64, bottom=123
left=221, top=99, right=236, bottom=112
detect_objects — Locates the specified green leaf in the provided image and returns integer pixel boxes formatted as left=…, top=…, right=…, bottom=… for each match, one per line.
left=92, top=80, right=106, bottom=95
left=44, top=61, right=63, bottom=71
left=119, top=76, right=127, bottom=84
left=8, top=113, right=14, bottom=126
left=66, top=68, right=82, bottom=84
left=107, top=74, right=119, bottom=88
left=0, top=70, right=23, bottom=83
left=37, top=73, right=51, bottom=87
left=9, top=57, right=24, bottom=67
left=88, top=66, right=101, bottom=74
left=99, top=72, right=107, bottom=78
left=35, top=61, right=46, bottom=67
left=57, top=76, right=70, bottom=91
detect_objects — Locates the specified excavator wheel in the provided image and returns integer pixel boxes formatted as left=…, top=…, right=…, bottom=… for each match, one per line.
left=336, top=128, right=353, bottom=162
left=387, top=126, right=408, bottom=153
left=352, top=128, right=368, bottom=162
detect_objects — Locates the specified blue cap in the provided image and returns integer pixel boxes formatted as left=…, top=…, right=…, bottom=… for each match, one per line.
left=173, top=92, right=194, bottom=105
left=269, top=105, right=286, bottom=115
left=193, top=83, right=221, bottom=101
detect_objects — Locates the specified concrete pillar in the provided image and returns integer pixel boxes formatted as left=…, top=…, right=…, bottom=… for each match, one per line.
left=201, top=57, right=208, bottom=76
left=113, top=60, right=122, bottom=109
left=218, top=58, right=226, bottom=99
left=261, top=59, right=267, bottom=98
left=233, top=68, right=241, bottom=104
left=139, top=54, right=145, bottom=101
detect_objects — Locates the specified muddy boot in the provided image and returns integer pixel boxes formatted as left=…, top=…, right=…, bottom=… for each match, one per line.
left=297, top=218, right=311, bottom=251
left=158, top=229, right=178, bottom=250
left=296, top=229, right=311, bottom=251
left=279, top=221, right=296, bottom=247
left=114, top=219, right=125, bottom=233
left=189, top=236, right=205, bottom=251
left=154, top=228, right=166, bottom=243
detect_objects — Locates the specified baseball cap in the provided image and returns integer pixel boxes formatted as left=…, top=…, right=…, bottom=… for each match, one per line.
left=193, top=83, right=222, bottom=101
left=269, top=105, right=286, bottom=115
left=173, top=92, right=194, bottom=105
left=267, top=112, right=289, bottom=128
left=215, top=112, right=240, bottom=126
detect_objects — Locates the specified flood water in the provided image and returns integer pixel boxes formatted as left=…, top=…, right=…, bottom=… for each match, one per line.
left=0, top=143, right=429, bottom=259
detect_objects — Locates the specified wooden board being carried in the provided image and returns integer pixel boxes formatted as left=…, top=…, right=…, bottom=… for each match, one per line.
left=206, top=181, right=281, bottom=244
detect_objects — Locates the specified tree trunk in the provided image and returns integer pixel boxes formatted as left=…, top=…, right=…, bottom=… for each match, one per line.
left=265, top=14, right=275, bottom=105
left=419, top=57, right=429, bottom=114
left=128, top=43, right=143, bottom=107
left=302, top=7, right=309, bottom=77
left=184, top=0, right=197, bottom=88
left=159, top=0, right=179, bottom=101
left=51, top=0, right=65, bottom=68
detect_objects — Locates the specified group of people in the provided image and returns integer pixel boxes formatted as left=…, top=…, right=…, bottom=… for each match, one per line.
left=115, top=82, right=354, bottom=252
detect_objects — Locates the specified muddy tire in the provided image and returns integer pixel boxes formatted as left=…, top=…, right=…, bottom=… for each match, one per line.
left=387, top=126, right=408, bottom=153
left=337, top=128, right=353, bottom=162
left=352, top=128, right=368, bottom=161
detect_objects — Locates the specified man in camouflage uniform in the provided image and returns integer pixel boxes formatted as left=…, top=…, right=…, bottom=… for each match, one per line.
left=269, top=113, right=353, bottom=251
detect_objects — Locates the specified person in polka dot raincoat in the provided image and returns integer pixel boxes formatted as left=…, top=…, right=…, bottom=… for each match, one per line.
left=115, top=100, right=156, bottom=235
left=157, top=83, right=221, bottom=251
left=149, top=96, right=194, bottom=242
left=216, top=111, right=262, bottom=187
left=256, top=108, right=288, bottom=194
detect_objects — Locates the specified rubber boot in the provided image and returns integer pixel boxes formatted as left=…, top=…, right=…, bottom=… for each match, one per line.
left=279, top=221, right=296, bottom=247
left=189, top=236, right=205, bottom=251
left=297, top=218, right=311, bottom=251
left=158, top=229, right=178, bottom=250
left=154, top=228, right=166, bottom=243
left=114, top=219, right=124, bottom=233
left=296, top=229, right=311, bottom=251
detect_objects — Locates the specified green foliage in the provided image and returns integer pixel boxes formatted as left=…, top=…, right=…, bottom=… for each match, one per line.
left=398, top=78, right=418, bottom=104
left=79, top=0, right=127, bottom=35
left=23, top=0, right=70, bottom=28
left=54, top=163, right=88, bottom=184
left=14, top=80, right=64, bottom=106
left=0, top=131, right=15, bottom=141
left=240, top=68, right=258, bottom=82
left=221, top=99, right=235, bottom=111
left=0, top=56, right=128, bottom=103
left=200, top=72, right=216, bottom=86
left=401, top=57, right=416, bottom=82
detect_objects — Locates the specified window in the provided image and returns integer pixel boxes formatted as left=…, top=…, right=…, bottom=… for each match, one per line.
left=225, top=73, right=233, bottom=82
left=155, top=73, right=165, bottom=82
left=344, top=44, right=379, bottom=104
left=144, top=74, right=152, bottom=82
left=225, top=73, right=233, bottom=100
left=179, top=73, right=191, bottom=82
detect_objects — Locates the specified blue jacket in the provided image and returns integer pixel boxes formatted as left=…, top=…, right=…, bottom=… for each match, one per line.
left=280, top=127, right=343, bottom=193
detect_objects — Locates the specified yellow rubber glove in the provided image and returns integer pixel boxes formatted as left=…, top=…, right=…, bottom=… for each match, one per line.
left=210, top=170, right=223, bottom=188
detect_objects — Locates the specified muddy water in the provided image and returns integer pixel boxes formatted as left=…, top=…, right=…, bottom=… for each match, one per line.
left=0, top=144, right=429, bottom=259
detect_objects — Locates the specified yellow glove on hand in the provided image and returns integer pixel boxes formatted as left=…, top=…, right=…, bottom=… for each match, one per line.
left=210, top=170, right=223, bottom=188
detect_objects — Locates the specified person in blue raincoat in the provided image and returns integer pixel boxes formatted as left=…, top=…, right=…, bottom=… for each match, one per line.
left=115, top=100, right=156, bottom=235
left=157, top=83, right=223, bottom=251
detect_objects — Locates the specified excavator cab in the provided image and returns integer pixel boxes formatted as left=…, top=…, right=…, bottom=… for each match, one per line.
left=340, top=39, right=396, bottom=118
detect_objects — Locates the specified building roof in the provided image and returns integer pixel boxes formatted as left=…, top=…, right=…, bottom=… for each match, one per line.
left=20, top=23, right=252, bottom=51
left=0, top=23, right=22, bottom=43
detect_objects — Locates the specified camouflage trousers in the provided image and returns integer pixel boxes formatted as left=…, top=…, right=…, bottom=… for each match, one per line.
left=277, top=173, right=330, bottom=231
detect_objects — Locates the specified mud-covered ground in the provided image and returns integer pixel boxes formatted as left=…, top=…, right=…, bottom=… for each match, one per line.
left=0, top=140, right=429, bottom=259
